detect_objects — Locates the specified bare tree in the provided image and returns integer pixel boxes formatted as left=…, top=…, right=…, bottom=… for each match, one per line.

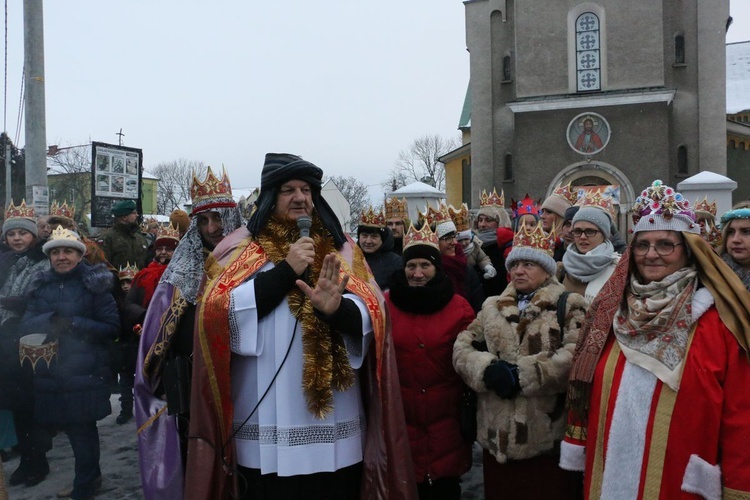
left=151, top=159, right=208, bottom=214
left=327, top=175, right=370, bottom=232
left=388, top=134, right=460, bottom=191
left=47, top=145, right=93, bottom=223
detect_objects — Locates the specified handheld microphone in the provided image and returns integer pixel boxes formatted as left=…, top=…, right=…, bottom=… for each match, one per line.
left=297, top=216, right=312, bottom=238
left=296, top=216, right=313, bottom=282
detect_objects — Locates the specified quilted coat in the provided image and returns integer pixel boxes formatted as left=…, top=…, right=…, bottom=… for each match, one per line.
left=453, top=278, right=585, bottom=463
left=20, top=262, right=119, bottom=423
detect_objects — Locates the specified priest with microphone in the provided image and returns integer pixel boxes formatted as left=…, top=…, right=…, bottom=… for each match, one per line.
left=185, top=153, right=417, bottom=499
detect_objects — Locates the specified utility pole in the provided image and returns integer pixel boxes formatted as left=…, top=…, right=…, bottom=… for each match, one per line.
left=23, top=0, right=49, bottom=215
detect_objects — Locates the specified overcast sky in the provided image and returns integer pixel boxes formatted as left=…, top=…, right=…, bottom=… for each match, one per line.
left=3, top=1, right=749, bottom=204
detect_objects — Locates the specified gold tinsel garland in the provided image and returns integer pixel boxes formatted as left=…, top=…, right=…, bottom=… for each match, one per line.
left=257, top=214, right=354, bottom=419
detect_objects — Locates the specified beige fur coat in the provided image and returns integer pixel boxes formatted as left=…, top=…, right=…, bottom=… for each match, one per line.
left=453, top=278, right=585, bottom=464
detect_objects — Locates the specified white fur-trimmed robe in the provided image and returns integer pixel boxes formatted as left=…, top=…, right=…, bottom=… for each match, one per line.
left=453, top=278, right=586, bottom=463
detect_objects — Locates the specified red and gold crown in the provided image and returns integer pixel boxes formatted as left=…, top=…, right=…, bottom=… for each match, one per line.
left=417, top=204, right=451, bottom=227
left=190, top=166, right=236, bottom=215
left=511, top=194, right=540, bottom=219
left=694, top=196, right=717, bottom=218
left=118, top=262, right=139, bottom=281
left=384, top=197, right=409, bottom=221
left=4, top=199, right=35, bottom=220
left=480, top=188, right=505, bottom=208
left=550, top=182, right=579, bottom=207
left=50, top=200, right=75, bottom=219
left=359, top=207, right=386, bottom=228
left=140, top=216, right=159, bottom=233
left=449, top=204, right=470, bottom=231
left=403, top=222, right=439, bottom=252
left=512, top=222, right=556, bottom=256
left=155, top=222, right=181, bottom=245
left=578, top=189, right=614, bottom=217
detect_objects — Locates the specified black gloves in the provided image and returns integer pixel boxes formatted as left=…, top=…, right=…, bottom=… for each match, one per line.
left=483, top=360, right=521, bottom=399
left=0, top=296, right=26, bottom=312
left=50, top=312, right=73, bottom=335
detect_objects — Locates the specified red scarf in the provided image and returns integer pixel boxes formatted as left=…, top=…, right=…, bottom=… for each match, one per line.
left=441, top=246, right=468, bottom=299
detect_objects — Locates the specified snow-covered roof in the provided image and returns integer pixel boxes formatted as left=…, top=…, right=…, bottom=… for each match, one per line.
left=727, top=41, right=750, bottom=114
left=391, top=181, right=445, bottom=197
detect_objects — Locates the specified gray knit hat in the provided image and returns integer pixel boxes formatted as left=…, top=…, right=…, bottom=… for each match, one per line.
left=505, top=246, right=557, bottom=276
left=2, top=217, right=38, bottom=239
left=504, top=223, right=557, bottom=276
left=572, top=207, right=612, bottom=239
left=42, top=225, right=87, bottom=256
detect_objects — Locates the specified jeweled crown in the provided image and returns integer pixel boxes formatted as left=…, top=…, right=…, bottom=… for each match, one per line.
left=511, top=194, right=540, bottom=219
left=48, top=225, right=81, bottom=243
left=118, top=262, right=139, bottom=281
left=694, top=196, right=717, bottom=217
left=550, top=182, right=579, bottom=207
left=480, top=188, right=505, bottom=208
left=359, top=207, right=386, bottom=228
left=155, top=222, right=180, bottom=243
left=512, top=222, right=556, bottom=256
left=4, top=199, right=35, bottom=220
left=403, top=222, right=439, bottom=252
left=632, top=180, right=695, bottom=226
left=417, top=204, right=451, bottom=228
left=449, top=204, right=470, bottom=231
left=140, top=216, right=159, bottom=233
left=50, top=200, right=75, bottom=219
left=384, top=197, right=409, bottom=221
left=190, top=166, right=236, bottom=215
left=577, top=189, right=614, bottom=216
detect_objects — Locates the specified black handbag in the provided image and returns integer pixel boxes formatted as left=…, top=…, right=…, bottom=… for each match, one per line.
left=459, top=386, right=478, bottom=442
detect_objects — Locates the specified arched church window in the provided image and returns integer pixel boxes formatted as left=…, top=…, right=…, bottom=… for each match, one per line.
left=503, top=55, right=512, bottom=81
left=576, top=12, right=601, bottom=92
left=675, top=34, right=685, bottom=64
left=504, top=154, right=513, bottom=180
left=677, top=145, right=688, bottom=175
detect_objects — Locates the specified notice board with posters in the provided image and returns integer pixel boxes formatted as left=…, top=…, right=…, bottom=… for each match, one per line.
left=90, top=142, right=143, bottom=228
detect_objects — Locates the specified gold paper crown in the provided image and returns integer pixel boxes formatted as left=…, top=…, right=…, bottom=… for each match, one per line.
left=384, top=197, right=408, bottom=221
left=403, top=223, right=439, bottom=252
left=140, top=216, right=159, bottom=233
left=449, top=203, right=470, bottom=231
left=4, top=199, right=35, bottom=220
left=190, top=166, right=235, bottom=214
left=49, top=225, right=82, bottom=243
left=550, top=182, right=579, bottom=207
left=578, top=189, right=614, bottom=217
left=417, top=204, right=451, bottom=227
left=155, top=222, right=181, bottom=243
left=694, top=196, right=717, bottom=217
left=118, top=262, right=139, bottom=281
left=512, top=222, right=556, bottom=256
left=480, top=188, right=505, bottom=208
left=359, top=207, right=386, bottom=228
left=50, top=200, right=75, bottom=219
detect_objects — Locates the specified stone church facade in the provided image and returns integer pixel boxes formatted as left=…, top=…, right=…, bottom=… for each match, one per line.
left=445, top=0, right=733, bottom=231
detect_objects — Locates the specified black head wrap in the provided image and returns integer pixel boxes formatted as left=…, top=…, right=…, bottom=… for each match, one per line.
left=246, top=153, right=347, bottom=246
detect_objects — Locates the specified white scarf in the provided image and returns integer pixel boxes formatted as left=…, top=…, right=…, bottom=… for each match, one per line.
left=562, top=240, right=618, bottom=283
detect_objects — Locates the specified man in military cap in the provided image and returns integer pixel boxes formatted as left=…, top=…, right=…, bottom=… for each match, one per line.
left=97, top=200, right=148, bottom=270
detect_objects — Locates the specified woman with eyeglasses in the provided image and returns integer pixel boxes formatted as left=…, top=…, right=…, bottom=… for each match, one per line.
left=561, top=181, right=750, bottom=498
left=719, top=201, right=750, bottom=292
left=561, top=194, right=620, bottom=305
left=433, top=214, right=485, bottom=312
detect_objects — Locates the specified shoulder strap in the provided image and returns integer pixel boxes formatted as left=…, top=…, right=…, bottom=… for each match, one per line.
left=556, top=291, right=570, bottom=339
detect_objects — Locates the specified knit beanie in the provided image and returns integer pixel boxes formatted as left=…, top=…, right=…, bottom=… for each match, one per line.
left=504, top=223, right=557, bottom=276
left=541, top=195, right=572, bottom=218
left=169, top=209, right=190, bottom=234
left=563, top=206, right=580, bottom=225
left=42, top=226, right=87, bottom=256
left=435, top=220, right=457, bottom=239
left=572, top=207, right=612, bottom=239
left=477, top=206, right=511, bottom=229
left=2, top=217, right=38, bottom=239
left=403, top=244, right=442, bottom=270
left=457, top=229, right=473, bottom=241
left=505, top=246, right=557, bottom=276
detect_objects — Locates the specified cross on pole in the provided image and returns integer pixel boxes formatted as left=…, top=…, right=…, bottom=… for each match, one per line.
left=117, top=128, right=125, bottom=146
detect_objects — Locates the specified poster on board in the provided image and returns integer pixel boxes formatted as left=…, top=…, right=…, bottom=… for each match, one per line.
left=90, top=142, right=143, bottom=227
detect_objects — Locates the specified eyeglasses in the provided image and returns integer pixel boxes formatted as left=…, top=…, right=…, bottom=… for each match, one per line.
left=632, top=241, right=684, bottom=256
left=571, top=228, right=600, bottom=238
left=439, top=234, right=457, bottom=242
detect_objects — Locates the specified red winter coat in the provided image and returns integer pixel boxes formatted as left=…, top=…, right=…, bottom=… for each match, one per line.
left=386, top=291, right=475, bottom=483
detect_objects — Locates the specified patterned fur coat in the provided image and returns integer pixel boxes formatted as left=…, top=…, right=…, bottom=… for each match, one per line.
left=453, top=278, right=585, bottom=464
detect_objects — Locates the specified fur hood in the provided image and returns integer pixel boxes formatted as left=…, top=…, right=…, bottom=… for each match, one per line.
left=32, top=262, right=114, bottom=295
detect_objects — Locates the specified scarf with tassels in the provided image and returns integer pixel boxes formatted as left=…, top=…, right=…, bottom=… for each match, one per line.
left=566, top=233, right=750, bottom=438
left=257, top=214, right=355, bottom=418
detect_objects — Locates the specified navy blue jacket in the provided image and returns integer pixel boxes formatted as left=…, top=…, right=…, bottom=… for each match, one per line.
left=20, top=262, right=119, bottom=423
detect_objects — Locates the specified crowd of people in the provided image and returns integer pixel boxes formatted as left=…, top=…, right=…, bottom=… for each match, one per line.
left=1, top=159, right=750, bottom=499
